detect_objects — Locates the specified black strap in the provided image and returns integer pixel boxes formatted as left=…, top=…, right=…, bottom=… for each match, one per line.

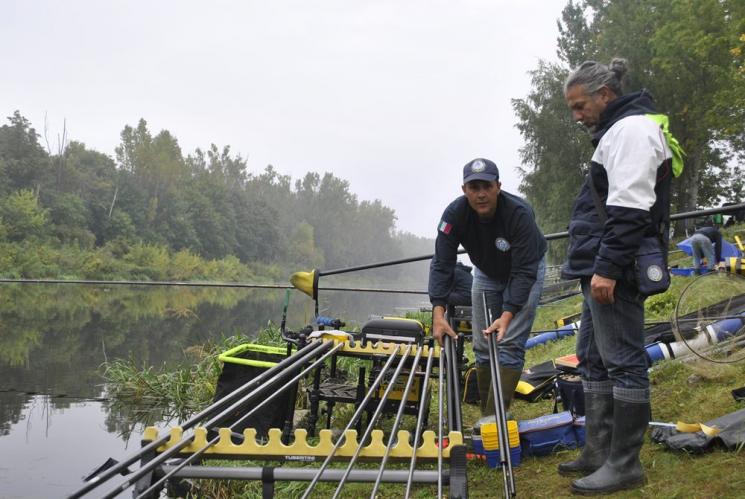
left=262, top=467, right=275, bottom=499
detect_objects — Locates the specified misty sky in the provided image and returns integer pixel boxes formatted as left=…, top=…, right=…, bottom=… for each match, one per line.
left=1, top=1, right=566, bottom=237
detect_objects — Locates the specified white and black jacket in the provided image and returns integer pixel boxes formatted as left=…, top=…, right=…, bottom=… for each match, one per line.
left=562, top=90, right=673, bottom=282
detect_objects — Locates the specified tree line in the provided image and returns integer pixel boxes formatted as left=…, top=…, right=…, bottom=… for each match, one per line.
left=0, top=112, right=433, bottom=284
left=514, top=0, right=744, bottom=260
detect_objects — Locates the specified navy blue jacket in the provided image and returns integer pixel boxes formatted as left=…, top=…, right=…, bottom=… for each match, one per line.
left=562, top=90, right=673, bottom=281
left=429, top=192, right=547, bottom=314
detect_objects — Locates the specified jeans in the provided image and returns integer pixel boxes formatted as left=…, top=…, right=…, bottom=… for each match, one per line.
left=471, top=257, right=545, bottom=370
left=576, top=277, right=649, bottom=391
left=690, top=233, right=715, bottom=271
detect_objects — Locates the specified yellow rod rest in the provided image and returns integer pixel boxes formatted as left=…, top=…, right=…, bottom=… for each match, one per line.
left=147, top=426, right=463, bottom=459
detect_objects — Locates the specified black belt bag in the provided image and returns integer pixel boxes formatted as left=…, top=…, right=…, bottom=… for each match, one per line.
left=588, top=175, right=670, bottom=296
left=633, top=235, right=670, bottom=296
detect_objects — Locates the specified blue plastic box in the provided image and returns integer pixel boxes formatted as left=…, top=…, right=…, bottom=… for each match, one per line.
left=472, top=436, right=522, bottom=468
left=518, top=411, right=583, bottom=457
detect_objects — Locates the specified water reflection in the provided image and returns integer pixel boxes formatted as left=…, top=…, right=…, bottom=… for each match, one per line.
left=0, top=283, right=422, bottom=497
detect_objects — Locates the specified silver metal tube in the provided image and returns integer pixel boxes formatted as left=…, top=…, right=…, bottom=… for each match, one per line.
left=134, top=342, right=344, bottom=499
left=160, top=465, right=446, bottom=483
left=68, top=340, right=330, bottom=498
left=301, top=344, right=404, bottom=499
left=405, top=347, right=435, bottom=498
left=446, top=335, right=463, bottom=432
left=370, top=345, right=424, bottom=497
left=437, top=343, right=444, bottom=499
left=332, top=344, right=414, bottom=499
left=483, top=292, right=516, bottom=497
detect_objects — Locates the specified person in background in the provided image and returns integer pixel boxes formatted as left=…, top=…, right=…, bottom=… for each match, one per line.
left=428, top=158, right=546, bottom=418
left=690, top=225, right=722, bottom=274
left=559, top=58, right=673, bottom=495
left=445, top=261, right=473, bottom=306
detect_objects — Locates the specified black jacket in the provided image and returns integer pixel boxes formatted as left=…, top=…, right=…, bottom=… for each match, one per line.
left=429, top=192, right=546, bottom=314
left=562, top=90, right=673, bottom=281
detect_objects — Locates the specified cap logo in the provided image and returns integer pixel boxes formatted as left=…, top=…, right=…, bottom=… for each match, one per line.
left=471, top=159, right=486, bottom=173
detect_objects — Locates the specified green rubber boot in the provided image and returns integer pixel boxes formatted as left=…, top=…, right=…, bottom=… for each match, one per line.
left=478, top=366, right=522, bottom=417
left=476, top=366, right=492, bottom=417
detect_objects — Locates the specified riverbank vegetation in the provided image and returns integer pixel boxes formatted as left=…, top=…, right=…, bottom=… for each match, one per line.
left=0, top=113, right=431, bottom=285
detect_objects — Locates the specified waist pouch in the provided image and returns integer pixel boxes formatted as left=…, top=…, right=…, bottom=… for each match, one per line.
left=634, top=236, right=670, bottom=296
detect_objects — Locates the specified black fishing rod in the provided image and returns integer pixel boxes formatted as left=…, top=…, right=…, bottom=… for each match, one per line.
left=316, top=203, right=745, bottom=275
left=301, top=347, right=403, bottom=499
left=7, top=204, right=743, bottom=297
left=68, top=340, right=333, bottom=498
left=133, top=341, right=345, bottom=499
left=483, top=292, right=516, bottom=498
left=109, top=342, right=341, bottom=499
left=405, top=347, right=435, bottom=499
left=370, top=345, right=424, bottom=498
left=444, top=335, right=463, bottom=433
left=437, top=339, right=445, bottom=498
left=331, top=344, right=413, bottom=499
left=0, top=277, right=428, bottom=295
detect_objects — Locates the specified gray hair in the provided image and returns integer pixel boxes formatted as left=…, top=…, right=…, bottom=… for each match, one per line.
left=564, top=58, right=628, bottom=96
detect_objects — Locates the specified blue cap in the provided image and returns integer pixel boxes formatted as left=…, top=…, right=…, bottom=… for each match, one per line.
left=463, top=158, right=499, bottom=183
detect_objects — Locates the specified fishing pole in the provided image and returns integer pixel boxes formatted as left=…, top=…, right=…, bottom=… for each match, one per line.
left=303, top=201, right=745, bottom=281
left=370, top=345, right=424, bottom=497
left=133, top=341, right=345, bottom=499
left=445, top=335, right=463, bottom=433
left=404, top=347, right=435, bottom=498
left=301, top=346, right=403, bottom=499
left=0, top=277, right=428, bottom=295
left=68, top=340, right=332, bottom=498
left=331, top=344, right=414, bottom=499
left=437, top=339, right=445, bottom=499
left=483, top=292, right=516, bottom=498
left=105, top=341, right=341, bottom=499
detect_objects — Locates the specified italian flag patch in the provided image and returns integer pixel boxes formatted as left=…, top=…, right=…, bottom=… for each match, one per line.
left=438, top=221, right=453, bottom=234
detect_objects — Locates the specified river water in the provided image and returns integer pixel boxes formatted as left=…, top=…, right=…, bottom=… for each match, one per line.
left=0, top=283, right=423, bottom=498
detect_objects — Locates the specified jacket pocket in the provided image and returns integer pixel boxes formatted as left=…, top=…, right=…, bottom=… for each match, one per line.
left=565, top=220, right=603, bottom=275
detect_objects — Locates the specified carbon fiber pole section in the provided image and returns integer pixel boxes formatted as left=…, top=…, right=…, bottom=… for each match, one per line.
left=370, top=346, right=424, bottom=497
left=130, top=343, right=344, bottom=499
left=331, top=345, right=414, bottom=499
left=405, top=346, right=435, bottom=498
left=483, top=292, right=516, bottom=498
left=301, top=345, right=404, bottom=499
left=160, top=465, right=446, bottom=483
left=68, top=340, right=331, bottom=498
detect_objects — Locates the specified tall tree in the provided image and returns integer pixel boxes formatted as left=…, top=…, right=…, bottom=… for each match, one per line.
left=515, top=0, right=745, bottom=238
left=0, top=112, right=50, bottom=195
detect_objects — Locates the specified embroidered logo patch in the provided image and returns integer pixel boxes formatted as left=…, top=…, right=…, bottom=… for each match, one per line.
left=471, top=159, right=486, bottom=172
left=495, top=237, right=510, bottom=252
left=438, top=220, right=453, bottom=234
left=647, top=265, right=663, bottom=282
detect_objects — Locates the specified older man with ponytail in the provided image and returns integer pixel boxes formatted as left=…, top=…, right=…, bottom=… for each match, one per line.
left=558, top=58, right=674, bottom=495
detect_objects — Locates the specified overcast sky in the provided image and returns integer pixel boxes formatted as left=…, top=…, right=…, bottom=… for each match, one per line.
left=1, top=0, right=566, bottom=237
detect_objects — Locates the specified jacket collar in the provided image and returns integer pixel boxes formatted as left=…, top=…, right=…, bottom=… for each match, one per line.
left=591, top=89, right=658, bottom=147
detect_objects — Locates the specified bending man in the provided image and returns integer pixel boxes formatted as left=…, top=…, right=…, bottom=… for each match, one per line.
left=429, top=158, right=546, bottom=417
left=690, top=225, right=722, bottom=274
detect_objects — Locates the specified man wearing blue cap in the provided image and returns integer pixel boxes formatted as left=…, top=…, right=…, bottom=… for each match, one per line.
left=429, top=158, right=547, bottom=416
